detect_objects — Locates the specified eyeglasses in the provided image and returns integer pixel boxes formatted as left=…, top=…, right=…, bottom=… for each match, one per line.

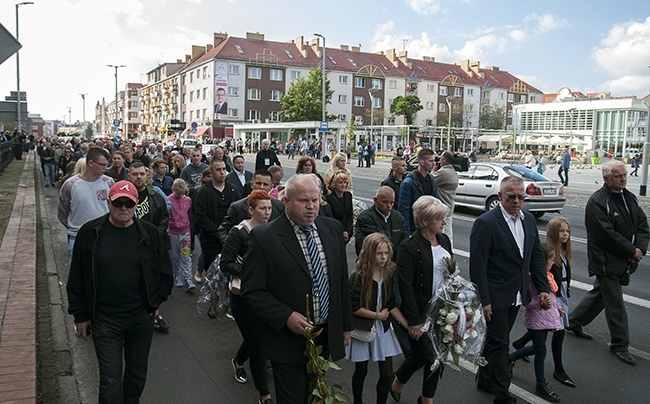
left=91, top=160, right=108, bottom=167
left=111, top=198, right=136, bottom=208
left=504, top=193, right=525, bottom=201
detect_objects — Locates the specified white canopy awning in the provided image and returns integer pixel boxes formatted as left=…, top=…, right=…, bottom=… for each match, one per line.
left=536, top=136, right=550, bottom=144
left=549, top=135, right=564, bottom=144
left=477, top=134, right=510, bottom=142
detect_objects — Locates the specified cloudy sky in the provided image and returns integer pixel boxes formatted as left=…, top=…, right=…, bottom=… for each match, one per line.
left=0, top=0, right=649, bottom=123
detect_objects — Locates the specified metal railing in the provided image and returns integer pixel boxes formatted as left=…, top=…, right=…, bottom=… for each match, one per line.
left=0, top=142, right=15, bottom=173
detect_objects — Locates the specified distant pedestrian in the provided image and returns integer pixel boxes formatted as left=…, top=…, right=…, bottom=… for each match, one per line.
left=630, top=154, right=640, bottom=177
left=558, top=148, right=570, bottom=186
left=66, top=180, right=173, bottom=404
left=255, top=139, right=281, bottom=171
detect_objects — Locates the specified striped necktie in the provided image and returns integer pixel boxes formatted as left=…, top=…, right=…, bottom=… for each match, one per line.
left=301, top=226, right=329, bottom=320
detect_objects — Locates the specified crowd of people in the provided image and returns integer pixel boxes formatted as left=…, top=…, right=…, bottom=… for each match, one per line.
left=38, top=133, right=647, bottom=404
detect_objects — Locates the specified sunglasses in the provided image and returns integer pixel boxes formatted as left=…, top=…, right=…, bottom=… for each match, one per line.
left=504, top=193, right=525, bottom=201
left=111, top=198, right=136, bottom=208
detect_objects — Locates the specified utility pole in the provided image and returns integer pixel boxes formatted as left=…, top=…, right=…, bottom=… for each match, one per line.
left=67, top=106, right=72, bottom=126
left=15, top=2, right=34, bottom=134
left=79, top=93, right=88, bottom=123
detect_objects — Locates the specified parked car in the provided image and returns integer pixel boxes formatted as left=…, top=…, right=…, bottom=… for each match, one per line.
left=455, top=163, right=565, bottom=218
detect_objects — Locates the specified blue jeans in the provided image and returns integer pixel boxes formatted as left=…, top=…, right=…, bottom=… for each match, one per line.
left=67, top=236, right=76, bottom=265
left=44, top=162, right=56, bottom=186
left=93, top=310, right=154, bottom=404
left=511, top=329, right=548, bottom=385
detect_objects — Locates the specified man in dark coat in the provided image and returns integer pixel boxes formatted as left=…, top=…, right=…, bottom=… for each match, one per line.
left=255, top=139, right=281, bottom=171
left=241, top=174, right=353, bottom=403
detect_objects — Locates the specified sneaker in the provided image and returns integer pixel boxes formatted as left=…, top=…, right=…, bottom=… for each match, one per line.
left=184, top=279, right=196, bottom=291
left=174, top=275, right=183, bottom=288
left=194, top=272, right=204, bottom=283
left=258, top=398, right=274, bottom=404
left=153, top=315, right=169, bottom=332
left=231, top=358, right=248, bottom=383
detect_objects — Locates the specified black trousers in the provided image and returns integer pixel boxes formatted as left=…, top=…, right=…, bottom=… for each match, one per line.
left=569, top=275, right=629, bottom=351
left=271, top=324, right=329, bottom=404
left=395, top=334, right=441, bottom=399
left=231, top=294, right=269, bottom=396
left=477, top=305, right=520, bottom=404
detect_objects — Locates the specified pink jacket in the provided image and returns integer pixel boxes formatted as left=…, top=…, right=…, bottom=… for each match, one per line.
left=168, top=193, right=193, bottom=235
left=523, top=278, right=562, bottom=331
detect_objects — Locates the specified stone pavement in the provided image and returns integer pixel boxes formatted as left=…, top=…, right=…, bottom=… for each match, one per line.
left=0, top=153, right=37, bottom=403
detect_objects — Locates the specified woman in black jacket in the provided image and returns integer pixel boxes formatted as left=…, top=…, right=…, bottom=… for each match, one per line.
left=220, top=190, right=274, bottom=404
left=325, top=171, right=353, bottom=243
left=390, top=196, right=453, bottom=404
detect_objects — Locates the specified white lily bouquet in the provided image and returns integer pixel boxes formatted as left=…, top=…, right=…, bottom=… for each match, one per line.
left=422, top=256, right=487, bottom=372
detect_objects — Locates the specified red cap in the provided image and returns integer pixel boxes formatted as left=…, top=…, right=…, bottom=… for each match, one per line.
left=109, top=181, right=138, bottom=203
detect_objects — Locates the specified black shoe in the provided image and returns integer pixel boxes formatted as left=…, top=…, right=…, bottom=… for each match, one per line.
left=389, top=373, right=401, bottom=402
left=153, top=315, right=169, bottom=332
left=232, top=358, right=248, bottom=383
left=535, top=383, right=560, bottom=402
left=568, top=326, right=593, bottom=340
left=553, top=371, right=576, bottom=387
left=613, top=350, right=636, bottom=365
left=207, top=305, right=217, bottom=319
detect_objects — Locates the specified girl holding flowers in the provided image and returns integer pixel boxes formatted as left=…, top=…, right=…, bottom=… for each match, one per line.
left=346, top=233, right=408, bottom=404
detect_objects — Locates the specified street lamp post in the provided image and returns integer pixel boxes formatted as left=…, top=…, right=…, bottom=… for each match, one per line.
left=80, top=93, right=88, bottom=124
left=107, top=64, right=126, bottom=136
left=15, top=1, right=34, bottom=135
left=368, top=88, right=379, bottom=149
left=446, top=95, right=457, bottom=151
left=66, top=106, right=72, bottom=126
left=314, top=33, right=326, bottom=153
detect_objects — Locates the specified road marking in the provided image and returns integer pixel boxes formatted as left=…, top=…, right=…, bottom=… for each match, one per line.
left=458, top=359, right=553, bottom=404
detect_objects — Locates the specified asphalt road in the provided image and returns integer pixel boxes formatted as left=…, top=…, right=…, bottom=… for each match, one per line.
left=47, top=154, right=650, bottom=403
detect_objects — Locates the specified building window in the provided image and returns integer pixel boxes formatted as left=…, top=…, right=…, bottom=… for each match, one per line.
left=507, top=110, right=513, bottom=118
left=248, top=67, right=262, bottom=79
left=203, top=108, right=207, bottom=119
left=247, top=110, right=260, bottom=121
left=389, top=80, right=398, bottom=89
left=269, top=111, right=280, bottom=121
left=189, top=111, right=193, bottom=121
left=530, top=95, right=536, bottom=102
left=338, top=114, right=347, bottom=122
left=131, top=101, right=138, bottom=107
left=427, top=84, right=435, bottom=92
left=203, top=88, right=207, bottom=100
left=270, top=90, right=282, bottom=101
left=129, top=90, right=138, bottom=96
left=439, top=86, right=448, bottom=96
left=426, top=102, right=434, bottom=110
left=354, top=77, right=365, bottom=88
left=270, top=69, right=283, bottom=81
left=499, top=92, right=505, bottom=100
left=189, top=91, right=194, bottom=102
left=339, top=75, right=348, bottom=84
left=247, top=88, right=261, bottom=100
left=354, top=115, right=364, bottom=125
left=202, top=66, right=208, bottom=79
left=229, top=65, right=240, bottom=75
left=339, top=95, right=347, bottom=103
left=373, top=97, right=382, bottom=108
left=190, top=72, right=194, bottom=83
left=520, top=95, right=527, bottom=103
left=228, top=87, right=239, bottom=96
left=467, top=88, right=474, bottom=96
left=388, top=98, right=394, bottom=106
left=454, top=87, right=462, bottom=97
left=229, top=108, right=238, bottom=117
left=371, top=78, right=383, bottom=89
left=291, top=71, right=301, bottom=80
left=387, top=116, right=395, bottom=124
left=354, top=96, right=365, bottom=107
left=507, top=93, right=515, bottom=102
left=438, top=104, right=446, bottom=112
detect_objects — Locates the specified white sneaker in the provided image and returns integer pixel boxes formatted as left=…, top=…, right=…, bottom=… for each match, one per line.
left=194, top=272, right=203, bottom=283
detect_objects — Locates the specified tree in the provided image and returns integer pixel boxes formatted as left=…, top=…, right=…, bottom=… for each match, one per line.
left=480, top=105, right=506, bottom=130
left=281, top=67, right=334, bottom=123
left=389, top=95, right=423, bottom=125
left=364, top=107, right=385, bottom=126
left=346, top=118, right=358, bottom=142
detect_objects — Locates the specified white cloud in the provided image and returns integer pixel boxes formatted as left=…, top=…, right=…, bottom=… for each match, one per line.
left=600, top=75, right=650, bottom=96
left=524, top=13, right=569, bottom=34
left=404, top=0, right=442, bottom=15
left=514, top=74, right=548, bottom=93
left=508, top=29, right=526, bottom=42
left=370, top=22, right=452, bottom=61
left=592, top=16, right=650, bottom=76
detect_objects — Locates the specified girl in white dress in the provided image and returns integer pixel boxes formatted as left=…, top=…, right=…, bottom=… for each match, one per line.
left=346, top=233, right=409, bottom=404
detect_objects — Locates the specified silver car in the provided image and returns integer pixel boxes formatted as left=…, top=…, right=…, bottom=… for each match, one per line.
left=455, top=163, right=565, bottom=218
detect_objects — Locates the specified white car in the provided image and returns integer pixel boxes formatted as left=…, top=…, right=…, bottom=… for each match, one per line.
left=455, top=163, right=566, bottom=218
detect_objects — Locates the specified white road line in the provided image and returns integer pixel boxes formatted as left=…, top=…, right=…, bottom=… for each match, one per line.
left=458, top=359, right=552, bottom=404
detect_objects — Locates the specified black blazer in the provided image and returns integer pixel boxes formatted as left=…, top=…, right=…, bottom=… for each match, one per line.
left=225, top=170, right=253, bottom=196
left=217, top=196, right=285, bottom=244
left=325, top=191, right=353, bottom=242
left=469, top=207, right=549, bottom=310
left=349, top=273, right=395, bottom=332
left=397, top=230, right=453, bottom=326
left=241, top=215, right=354, bottom=364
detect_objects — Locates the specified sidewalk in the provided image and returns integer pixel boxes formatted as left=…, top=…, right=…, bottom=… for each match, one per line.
left=0, top=153, right=37, bottom=403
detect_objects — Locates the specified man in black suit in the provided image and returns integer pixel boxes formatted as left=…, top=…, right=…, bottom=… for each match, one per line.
left=470, top=176, right=551, bottom=404
left=217, top=169, right=284, bottom=243
left=225, top=155, right=253, bottom=195
left=241, top=174, right=353, bottom=403
left=214, top=87, right=228, bottom=115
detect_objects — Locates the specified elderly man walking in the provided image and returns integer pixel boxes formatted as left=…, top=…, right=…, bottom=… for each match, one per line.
left=568, top=160, right=649, bottom=365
